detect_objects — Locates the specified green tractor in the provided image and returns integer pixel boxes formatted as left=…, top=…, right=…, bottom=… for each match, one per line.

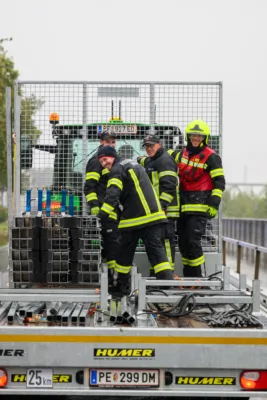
left=21, top=102, right=184, bottom=215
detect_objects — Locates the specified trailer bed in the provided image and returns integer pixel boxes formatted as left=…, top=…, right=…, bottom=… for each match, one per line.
left=0, top=268, right=265, bottom=398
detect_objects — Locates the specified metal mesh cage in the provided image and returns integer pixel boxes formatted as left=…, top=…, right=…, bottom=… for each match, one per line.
left=11, top=81, right=222, bottom=257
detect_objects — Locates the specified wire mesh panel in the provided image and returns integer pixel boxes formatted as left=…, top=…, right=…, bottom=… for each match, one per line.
left=12, top=81, right=222, bottom=259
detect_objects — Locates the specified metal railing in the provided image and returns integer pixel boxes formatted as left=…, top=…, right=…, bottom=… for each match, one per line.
left=222, top=218, right=267, bottom=265
left=222, top=236, right=267, bottom=280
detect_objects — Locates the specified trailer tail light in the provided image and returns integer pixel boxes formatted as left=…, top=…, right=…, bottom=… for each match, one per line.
left=0, top=369, right=8, bottom=387
left=240, top=371, right=267, bottom=390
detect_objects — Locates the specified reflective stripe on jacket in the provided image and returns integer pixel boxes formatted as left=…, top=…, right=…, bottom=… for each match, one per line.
left=101, top=158, right=168, bottom=230
left=138, top=148, right=179, bottom=218
left=169, top=146, right=225, bottom=214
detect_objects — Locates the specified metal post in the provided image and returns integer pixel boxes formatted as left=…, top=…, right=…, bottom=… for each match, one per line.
left=14, top=83, right=21, bottom=217
left=236, top=243, right=242, bottom=274
left=5, top=87, right=13, bottom=288
left=131, top=266, right=137, bottom=294
left=261, top=220, right=265, bottom=268
left=137, top=274, right=146, bottom=312
left=82, top=83, right=88, bottom=216
left=239, top=274, right=247, bottom=292
left=100, top=264, right=108, bottom=313
left=253, top=220, right=257, bottom=264
left=218, top=82, right=223, bottom=253
left=252, top=279, right=261, bottom=316
left=6, top=87, right=12, bottom=226
left=254, top=249, right=260, bottom=280
left=222, top=239, right=226, bottom=266
left=149, top=83, right=155, bottom=128
left=223, top=266, right=230, bottom=290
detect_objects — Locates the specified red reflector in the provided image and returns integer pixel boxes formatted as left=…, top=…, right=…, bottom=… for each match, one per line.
left=0, top=369, right=8, bottom=387
left=240, top=370, right=267, bottom=390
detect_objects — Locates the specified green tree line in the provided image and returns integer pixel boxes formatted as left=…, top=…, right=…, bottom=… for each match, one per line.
left=222, top=188, right=267, bottom=218
left=0, top=38, right=43, bottom=191
left=0, top=38, right=18, bottom=189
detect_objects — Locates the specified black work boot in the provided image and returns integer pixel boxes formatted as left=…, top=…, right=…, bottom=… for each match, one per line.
left=182, top=266, right=205, bottom=289
left=109, top=273, right=131, bottom=298
left=183, top=265, right=202, bottom=278
left=155, top=269, right=173, bottom=289
left=156, top=269, right=173, bottom=280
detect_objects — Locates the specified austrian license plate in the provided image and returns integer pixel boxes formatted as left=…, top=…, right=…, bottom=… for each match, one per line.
left=97, top=125, right=137, bottom=134
left=26, top=368, right=53, bottom=388
left=89, top=368, right=159, bottom=388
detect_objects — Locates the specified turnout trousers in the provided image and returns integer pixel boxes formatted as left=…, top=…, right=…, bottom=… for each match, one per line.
left=101, top=219, right=121, bottom=271
left=115, top=223, right=173, bottom=283
left=150, top=220, right=176, bottom=275
left=177, top=214, right=208, bottom=277
left=164, top=220, right=176, bottom=271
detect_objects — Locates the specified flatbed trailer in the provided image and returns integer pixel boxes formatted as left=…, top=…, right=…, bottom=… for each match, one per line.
left=2, top=81, right=267, bottom=398
left=0, top=265, right=266, bottom=398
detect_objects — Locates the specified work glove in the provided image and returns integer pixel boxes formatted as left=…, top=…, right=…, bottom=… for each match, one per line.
left=91, top=206, right=100, bottom=215
left=208, top=206, right=217, bottom=218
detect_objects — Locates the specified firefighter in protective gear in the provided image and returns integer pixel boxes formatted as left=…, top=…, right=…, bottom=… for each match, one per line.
left=83, top=130, right=121, bottom=275
left=97, top=146, right=173, bottom=294
left=168, top=120, right=225, bottom=278
left=137, top=134, right=179, bottom=274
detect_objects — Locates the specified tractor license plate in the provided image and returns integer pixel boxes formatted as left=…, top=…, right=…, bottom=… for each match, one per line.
left=26, top=368, right=53, bottom=388
left=97, top=125, right=137, bottom=134
left=89, top=368, right=159, bottom=388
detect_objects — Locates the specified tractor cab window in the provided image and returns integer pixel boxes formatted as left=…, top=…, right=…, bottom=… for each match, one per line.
left=72, top=138, right=144, bottom=175
left=61, top=137, right=144, bottom=192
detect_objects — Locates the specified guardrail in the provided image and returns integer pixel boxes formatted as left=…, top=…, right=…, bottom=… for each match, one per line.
left=222, top=236, right=267, bottom=280
left=222, top=218, right=267, bottom=265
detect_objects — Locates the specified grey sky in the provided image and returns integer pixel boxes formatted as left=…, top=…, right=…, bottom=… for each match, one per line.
left=1, top=0, right=267, bottom=184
